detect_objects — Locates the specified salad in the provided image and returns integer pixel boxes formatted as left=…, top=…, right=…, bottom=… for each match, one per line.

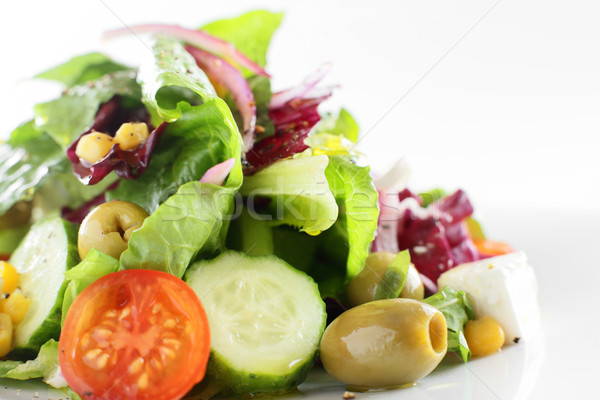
left=0, top=10, right=541, bottom=400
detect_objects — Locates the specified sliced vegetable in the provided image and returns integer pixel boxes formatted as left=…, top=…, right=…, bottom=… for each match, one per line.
left=59, top=269, right=210, bottom=400
left=104, top=24, right=270, bottom=77
left=200, top=10, right=283, bottom=70
left=8, top=218, right=79, bottom=358
left=270, top=62, right=331, bottom=109
left=186, top=45, right=256, bottom=151
left=240, top=155, right=338, bottom=235
left=185, top=251, right=326, bottom=396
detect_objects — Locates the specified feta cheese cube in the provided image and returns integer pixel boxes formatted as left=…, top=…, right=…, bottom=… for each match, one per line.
left=437, top=251, right=541, bottom=345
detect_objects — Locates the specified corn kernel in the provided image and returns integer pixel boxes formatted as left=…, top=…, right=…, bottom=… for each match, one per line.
left=75, top=132, right=115, bottom=165
left=465, top=315, right=505, bottom=356
left=0, top=313, right=12, bottom=357
left=2, top=289, right=31, bottom=325
left=0, top=261, right=19, bottom=293
left=114, top=123, right=150, bottom=151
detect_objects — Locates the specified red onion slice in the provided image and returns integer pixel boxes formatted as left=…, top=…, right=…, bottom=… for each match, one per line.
left=186, top=45, right=256, bottom=151
left=270, top=62, right=332, bottom=109
left=103, top=24, right=269, bottom=77
left=199, top=158, right=236, bottom=186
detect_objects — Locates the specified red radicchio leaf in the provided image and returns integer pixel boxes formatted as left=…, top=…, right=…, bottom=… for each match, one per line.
left=185, top=45, right=256, bottom=151
left=66, top=97, right=167, bottom=185
left=394, top=189, right=481, bottom=283
left=372, top=188, right=422, bottom=253
left=245, top=94, right=331, bottom=171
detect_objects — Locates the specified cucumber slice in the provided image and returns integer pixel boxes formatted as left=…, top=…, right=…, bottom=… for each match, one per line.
left=9, top=218, right=79, bottom=358
left=184, top=251, right=326, bottom=396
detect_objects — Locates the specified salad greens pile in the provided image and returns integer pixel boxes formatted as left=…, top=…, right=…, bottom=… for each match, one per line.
left=0, top=9, right=482, bottom=398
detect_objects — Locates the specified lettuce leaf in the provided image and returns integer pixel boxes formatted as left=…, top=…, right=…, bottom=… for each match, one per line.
left=0, top=133, right=68, bottom=214
left=61, top=249, right=120, bottom=325
left=137, top=36, right=217, bottom=122
left=423, top=286, right=476, bottom=362
left=240, top=155, right=338, bottom=235
left=120, top=181, right=238, bottom=278
left=34, top=71, right=141, bottom=148
left=324, top=156, right=379, bottom=280
left=201, top=10, right=284, bottom=69
left=313, top=108, right=359, bottom=143
left=35, top=52, right=131, bottom=87
left=0, top=339, right=60, bottom=382
left=107, top=99, right=242, bottom=213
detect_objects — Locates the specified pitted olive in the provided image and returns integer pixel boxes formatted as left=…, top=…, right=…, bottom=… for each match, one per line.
left=78, top=200, right=148, bottom=259
left=319, top=298, right=447, bottom=389
left=346, top=251, right=424, bottom=307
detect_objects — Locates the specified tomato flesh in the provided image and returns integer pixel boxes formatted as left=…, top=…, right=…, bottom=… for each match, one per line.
left=60, top=269, right=210, bottom=400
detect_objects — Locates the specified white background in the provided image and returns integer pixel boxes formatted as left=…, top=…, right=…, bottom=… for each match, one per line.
left=1, top=1, right=598, bottom=398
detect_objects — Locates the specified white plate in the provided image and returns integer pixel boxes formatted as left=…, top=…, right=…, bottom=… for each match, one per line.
left=0, top=336, right=545, bottom=400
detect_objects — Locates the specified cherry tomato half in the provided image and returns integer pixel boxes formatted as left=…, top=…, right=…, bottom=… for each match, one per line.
left=59, top=269, right=210, bottom=400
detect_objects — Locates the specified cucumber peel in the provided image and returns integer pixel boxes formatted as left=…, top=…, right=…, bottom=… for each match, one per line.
left=185, top=251, right=326, bottom=396
left=9, top=218, right=79, bottom=358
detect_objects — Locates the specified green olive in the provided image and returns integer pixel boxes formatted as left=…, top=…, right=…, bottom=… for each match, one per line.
left=319, top=298, right=447, bottom=389
left=401, top=263, right=425, bottom=300
left=0, top=202, right=32, bottom=230
left=78, top=200, right=149, bottom=260
left=346, top=252, right=424, bottom=307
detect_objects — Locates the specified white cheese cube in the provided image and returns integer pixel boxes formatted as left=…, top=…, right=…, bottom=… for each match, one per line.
left=437, top=251, right=541, bottom=345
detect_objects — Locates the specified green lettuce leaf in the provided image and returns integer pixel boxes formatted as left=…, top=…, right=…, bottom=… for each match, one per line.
left=201, top=10, right=284, bottom=69
left=324, top=156, right=379, bottom=280
left=0, top=133, right=68, bottom=215
left=34, top=71, right=141, bottom=148
left=240, top=155, right=338, bottom=235
left=120, top=181, right=239, bottom=278
left=61, top=249, right=120, bottom=325
left=0, top=340, right=60, bottom=382
left=35, top=52, right=131, bottom=87
left=107, top=99, right=242, bottom=213
left=313, top=108, right=359, bottom=143
left=423, top=286, right=476, bottom=362
left=374, top=250, right=411, bottom=300
left=137, top=36, right=217, bottom=122
left=8, top=120, right=44, bottom=146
